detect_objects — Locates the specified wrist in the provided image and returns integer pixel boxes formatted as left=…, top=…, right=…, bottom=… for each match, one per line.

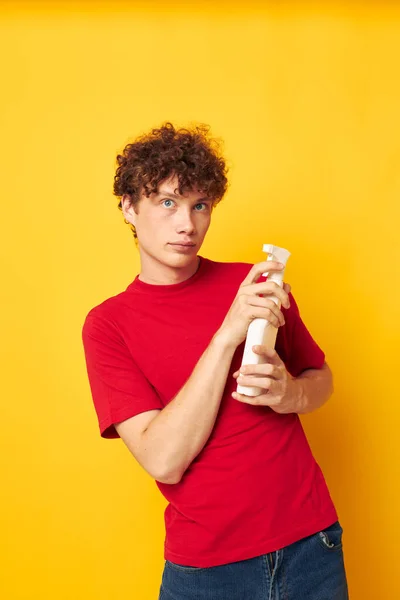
left=291, top=377, right=307, bottom=414
left=212, top=328, right=238, bottom=354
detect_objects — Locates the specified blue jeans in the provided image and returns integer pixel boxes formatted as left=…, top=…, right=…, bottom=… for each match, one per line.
left=159, top=521, right=349, bottom=599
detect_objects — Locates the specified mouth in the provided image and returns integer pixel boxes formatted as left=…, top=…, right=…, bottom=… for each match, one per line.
left=169, top=242, right=196, bottom=247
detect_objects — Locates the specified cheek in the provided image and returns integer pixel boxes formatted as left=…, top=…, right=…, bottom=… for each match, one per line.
left=198, top=214, right=211, bottom=233
left=137, top=209, right=167, bottom=234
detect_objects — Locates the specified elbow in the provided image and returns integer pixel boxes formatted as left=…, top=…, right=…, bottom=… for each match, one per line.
left=152, top=464, right=184, bottom=485
left=157, top=473, right=182, bottom=485
left=155, top=471, right=183, bottom=485
left=324, top=362, right=334, bottom=396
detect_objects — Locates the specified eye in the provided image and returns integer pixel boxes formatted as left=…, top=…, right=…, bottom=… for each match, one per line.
left=162, top=199, right=175, bottom=208
left=194, top=203, right=207, bottom=211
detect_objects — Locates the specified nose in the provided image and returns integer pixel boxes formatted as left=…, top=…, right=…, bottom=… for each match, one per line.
left=176, top=207, right=196, bottom=235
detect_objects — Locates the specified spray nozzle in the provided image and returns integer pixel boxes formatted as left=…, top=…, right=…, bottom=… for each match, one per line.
left=262, top=244, right=291, bottom=277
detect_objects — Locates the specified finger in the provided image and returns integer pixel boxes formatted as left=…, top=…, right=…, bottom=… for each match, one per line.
left=246, top=305, right=283, bottom=328
left=252, top=345, right=284, bottom=365
left=232, top=391, right=271, bottom=406
left=239, top=362, right=280, bottom=378
left=243, top=281, right=290, bottom=309
left=241, top=261, right=285, bottom=287
left=236, top=375, right=273, bottom=389
left=267, top=379, right=279, bottom=396
left=245, top=295, right=285, bottom=326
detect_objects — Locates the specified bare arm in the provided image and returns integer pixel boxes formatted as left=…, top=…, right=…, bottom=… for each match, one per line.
left=295, top=362, right=334, bottom=414
left=115, top=261, right=290, bottom=484
left=116, top=332, right=236, bottom=484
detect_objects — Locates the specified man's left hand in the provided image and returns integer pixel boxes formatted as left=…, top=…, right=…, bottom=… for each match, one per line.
left=232, top=345, right=300, bottom=414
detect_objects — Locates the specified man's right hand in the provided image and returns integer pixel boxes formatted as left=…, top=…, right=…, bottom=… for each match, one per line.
left=216, top=261, right=291, bottom=350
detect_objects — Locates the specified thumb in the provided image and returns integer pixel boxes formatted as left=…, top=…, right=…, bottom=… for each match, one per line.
left=252, top=345, right=283, bottom=364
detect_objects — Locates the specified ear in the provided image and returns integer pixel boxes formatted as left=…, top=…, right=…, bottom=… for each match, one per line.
left=121, top=194, right=137, bottom=226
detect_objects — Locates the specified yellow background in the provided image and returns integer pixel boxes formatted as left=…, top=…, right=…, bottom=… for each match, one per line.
left=1, top=1, right=399, bottom=598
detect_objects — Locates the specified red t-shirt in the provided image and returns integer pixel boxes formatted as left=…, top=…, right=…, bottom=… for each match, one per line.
left=82, top=256, right=338, bottom=567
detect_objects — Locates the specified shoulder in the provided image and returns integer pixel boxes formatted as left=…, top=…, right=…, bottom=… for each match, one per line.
left=203, top=257, right=253, bottom=281
left=198, top=258, right=254, bottom=294
left=82, top=288, right=134, bottom=336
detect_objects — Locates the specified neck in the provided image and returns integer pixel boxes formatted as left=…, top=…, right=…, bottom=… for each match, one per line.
left=138, top=251, right=200, bottom=285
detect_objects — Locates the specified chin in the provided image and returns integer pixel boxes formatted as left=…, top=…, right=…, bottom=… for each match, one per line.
left=166, top=251, right=197, bottom=266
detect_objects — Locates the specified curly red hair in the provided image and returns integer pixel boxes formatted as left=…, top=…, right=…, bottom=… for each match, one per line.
left=113, top=122, right=229, bottom=238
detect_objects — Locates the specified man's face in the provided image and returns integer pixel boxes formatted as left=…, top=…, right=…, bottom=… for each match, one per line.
left=121, top=173, right=213, bottom=269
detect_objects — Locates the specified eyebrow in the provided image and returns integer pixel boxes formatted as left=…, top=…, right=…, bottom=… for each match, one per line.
left=157, top=191, right=212, bottom=202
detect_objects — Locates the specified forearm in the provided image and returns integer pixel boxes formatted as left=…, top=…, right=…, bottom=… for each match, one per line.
left=141, top=332, right=236, bottom=483
left=294, top=363, right=334, bottom=414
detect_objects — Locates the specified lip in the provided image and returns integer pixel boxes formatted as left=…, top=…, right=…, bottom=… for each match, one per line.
left=169, top=242, right=196, bottom=247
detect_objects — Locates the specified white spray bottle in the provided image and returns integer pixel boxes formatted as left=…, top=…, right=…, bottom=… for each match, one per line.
left=236, top=244, right=291, bottom=397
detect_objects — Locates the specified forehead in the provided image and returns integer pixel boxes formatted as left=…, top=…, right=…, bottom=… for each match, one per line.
left=156, top=175, right=208, bottom=200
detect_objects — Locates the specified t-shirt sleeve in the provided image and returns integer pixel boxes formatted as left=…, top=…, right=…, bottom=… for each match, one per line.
left=280, top=292, right=326, bottom=378
left=82, top=311, right=163, bottom=439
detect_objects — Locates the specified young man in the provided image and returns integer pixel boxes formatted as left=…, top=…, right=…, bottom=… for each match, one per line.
left=82, top=122, right=349, bottom=599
